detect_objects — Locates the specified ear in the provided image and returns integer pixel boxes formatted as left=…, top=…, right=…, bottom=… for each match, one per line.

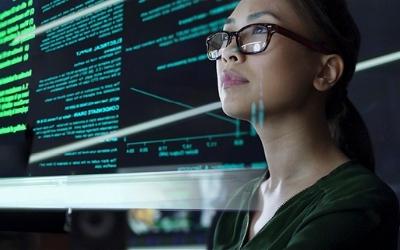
left=313, top=54, right=344, bottom=92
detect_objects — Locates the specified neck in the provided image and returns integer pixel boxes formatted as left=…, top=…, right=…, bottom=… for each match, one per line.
left=254, top=109, right=349, bottom=192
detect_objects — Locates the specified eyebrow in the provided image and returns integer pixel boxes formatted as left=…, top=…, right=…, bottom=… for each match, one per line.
left=225, top=10, right=280, bottom=25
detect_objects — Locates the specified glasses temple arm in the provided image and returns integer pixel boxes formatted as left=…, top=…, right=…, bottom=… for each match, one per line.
left=272, top=25, right=335, bottom=54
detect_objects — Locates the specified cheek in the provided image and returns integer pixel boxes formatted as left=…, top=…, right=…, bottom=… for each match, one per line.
left=254, top=51, right=317, bottom=112
left=214, top=45, right=318, bottom=121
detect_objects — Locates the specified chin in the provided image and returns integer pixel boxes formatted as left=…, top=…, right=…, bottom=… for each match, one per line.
left=221, top=101, right=251, bottom=122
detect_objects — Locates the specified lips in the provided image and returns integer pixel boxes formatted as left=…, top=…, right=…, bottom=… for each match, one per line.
left=221, top=70, right=250, bottom=89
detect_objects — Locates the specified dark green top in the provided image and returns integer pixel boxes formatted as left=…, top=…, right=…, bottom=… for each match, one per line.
left=213, top=161, right=399, bottom=249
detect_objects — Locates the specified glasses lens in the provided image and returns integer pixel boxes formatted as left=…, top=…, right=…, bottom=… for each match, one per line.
left=239, top=25, right=268, bottom=53
left=207, top=32, right=229, bottom=60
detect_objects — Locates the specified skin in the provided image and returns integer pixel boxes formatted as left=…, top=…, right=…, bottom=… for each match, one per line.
left=216, top=0, right=350, bottom=240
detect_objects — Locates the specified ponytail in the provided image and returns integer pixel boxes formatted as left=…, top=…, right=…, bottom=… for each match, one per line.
left=294, top=0, right=375, bottom=172
left=328, top=97, right=375, bottom=172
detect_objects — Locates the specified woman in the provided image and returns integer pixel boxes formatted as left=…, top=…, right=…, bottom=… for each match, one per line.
left=206, top=0, right=399, bottom=249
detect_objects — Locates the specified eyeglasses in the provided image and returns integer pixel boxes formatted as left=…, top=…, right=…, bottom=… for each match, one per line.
left=206, top=23, right=335, bottom=61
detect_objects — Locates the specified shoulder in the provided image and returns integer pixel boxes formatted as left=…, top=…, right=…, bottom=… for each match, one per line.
left=316, top=162, right=399, bottom=212
left=304, top=161, right=400, bottom=233
left=289, top=162, right=400, bottom=249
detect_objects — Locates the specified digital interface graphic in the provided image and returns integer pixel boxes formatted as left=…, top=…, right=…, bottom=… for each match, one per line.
left=0, top=0, right=267, bottom=177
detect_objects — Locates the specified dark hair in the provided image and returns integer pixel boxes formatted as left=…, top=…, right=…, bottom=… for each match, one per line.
left=292, top=0, right=375, bottom=172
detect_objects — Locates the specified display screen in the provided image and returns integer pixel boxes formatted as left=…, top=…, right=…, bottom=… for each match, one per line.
left=0, top=0, right=266, bottom=177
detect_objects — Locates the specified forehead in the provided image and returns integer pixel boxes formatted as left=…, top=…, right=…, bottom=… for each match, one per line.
left=235, top=0, right=280, bottom=14
left=226, top=0, right=302, bottom=28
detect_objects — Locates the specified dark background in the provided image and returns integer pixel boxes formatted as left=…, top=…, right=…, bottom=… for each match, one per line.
left=347, top=0, right=399, bottom=199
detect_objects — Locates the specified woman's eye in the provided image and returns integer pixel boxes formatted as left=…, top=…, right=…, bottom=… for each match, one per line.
left=253, top=27, right=267, bottom=34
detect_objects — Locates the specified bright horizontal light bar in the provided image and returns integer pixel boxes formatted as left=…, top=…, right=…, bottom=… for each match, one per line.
left=0, top=169, right=262, bottom=210
left=356, top=51, right=400, bottom=72
left=13, top=0, right=125, bottom=44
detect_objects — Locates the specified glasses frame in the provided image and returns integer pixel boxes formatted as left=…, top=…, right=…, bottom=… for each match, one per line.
left=206, top=23, right=336, bottom=61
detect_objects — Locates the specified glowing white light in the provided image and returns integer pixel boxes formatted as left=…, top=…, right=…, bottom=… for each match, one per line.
left=356, top=51, right=400, bottom=72
left=12, top=0, right=125, bottom=44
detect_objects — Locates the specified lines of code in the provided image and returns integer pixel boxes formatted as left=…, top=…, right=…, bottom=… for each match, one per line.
left=0, top=0, right=35, bottom=136
left=40, top=1, right=123, bottom=52
left=27, top=0, right=124, bottom=174
left=125, top=18, right=225, bottom=51
left=125, top=2, right=238, bottom=52
left=139, top=0, right=203, bottom=22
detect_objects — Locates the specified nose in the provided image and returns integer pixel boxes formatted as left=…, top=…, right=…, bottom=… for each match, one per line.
left=220, top=38, right=245, bottom=64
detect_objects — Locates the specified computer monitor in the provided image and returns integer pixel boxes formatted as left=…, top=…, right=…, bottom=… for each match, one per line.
left=0, top=0, right=266, bottom=209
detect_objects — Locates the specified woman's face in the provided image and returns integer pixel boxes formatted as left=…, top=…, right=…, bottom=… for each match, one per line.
left=216, top=0, right=322, bottom=123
